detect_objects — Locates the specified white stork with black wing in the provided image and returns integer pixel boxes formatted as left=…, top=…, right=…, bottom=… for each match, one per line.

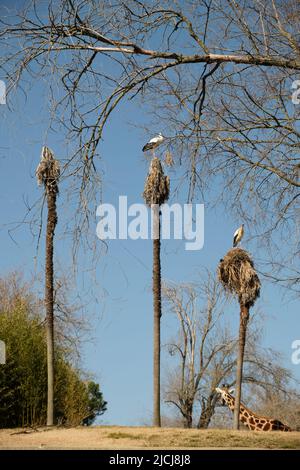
left=142, top=133, right=164, bottom=152
left=233, top=224, right=244, bottom=247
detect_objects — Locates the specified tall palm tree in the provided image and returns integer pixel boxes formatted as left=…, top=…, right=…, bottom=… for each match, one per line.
left=36, top=146, right=60, bottom=426
left=218, top=248, right=260, bottom=430
left=143, top=157, right=169, bottom=427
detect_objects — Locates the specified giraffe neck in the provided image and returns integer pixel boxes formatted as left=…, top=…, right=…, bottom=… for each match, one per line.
left=222, top=392, right=235, bottom=412
left=222, top=392, right=258, bottom=429
left=222, top=392, right=291, bottom=432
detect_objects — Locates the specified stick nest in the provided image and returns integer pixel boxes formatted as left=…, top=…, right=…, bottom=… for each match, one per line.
left=36, top=146, right=60, bottom=194
left=143, top=157, right=170, bottom=206
left=218, top=248, right=261, bottom=308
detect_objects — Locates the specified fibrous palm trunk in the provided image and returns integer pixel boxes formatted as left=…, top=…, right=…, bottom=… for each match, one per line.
left=45, top=189, right=57, bottom=426
left=233, top=304, right=249, bottom=430
left=153, top=209, right=161, bottom=427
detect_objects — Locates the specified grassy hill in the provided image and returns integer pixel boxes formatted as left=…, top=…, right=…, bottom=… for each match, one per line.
left=0, top=426, right=299, bottom=450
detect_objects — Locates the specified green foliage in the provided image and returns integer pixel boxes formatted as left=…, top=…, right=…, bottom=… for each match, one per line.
left=0, top=275, right=107, bottom=427
left=82, top=381, right=107, bottom=426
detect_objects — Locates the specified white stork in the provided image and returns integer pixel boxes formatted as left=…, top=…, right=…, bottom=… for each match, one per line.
left=233, top=224, right=244, bottom=247
left=142, top=133, right=164, bottom=152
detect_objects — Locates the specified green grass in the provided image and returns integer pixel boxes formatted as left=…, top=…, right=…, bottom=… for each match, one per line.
left=106, top=432, right=143, bottom=440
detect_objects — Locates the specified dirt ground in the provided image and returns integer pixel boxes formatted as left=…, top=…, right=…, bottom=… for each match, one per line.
left=0, top=426, right=299, bottom=450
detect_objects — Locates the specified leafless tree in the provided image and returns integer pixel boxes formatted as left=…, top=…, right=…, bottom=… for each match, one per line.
left=0, top=1, right=299, bottom=285
left=163, top=273, right=294, bottom=429
left=163, top=274, right=230, bottom=428
left=253, top=385, right=300, bottom=431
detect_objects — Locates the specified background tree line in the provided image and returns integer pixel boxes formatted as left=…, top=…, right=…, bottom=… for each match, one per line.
left=0, top=274, right=107, bottom=428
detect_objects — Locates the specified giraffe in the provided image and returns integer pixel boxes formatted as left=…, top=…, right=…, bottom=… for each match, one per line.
left=215, top=386, right=291, bottom=431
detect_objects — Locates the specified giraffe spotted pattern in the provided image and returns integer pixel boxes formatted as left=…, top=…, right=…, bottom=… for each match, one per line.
left=215, top=386, right=291, bottom=432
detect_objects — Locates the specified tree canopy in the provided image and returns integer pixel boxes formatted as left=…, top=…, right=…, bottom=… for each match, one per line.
left=1, top=1, right=299, bottom=288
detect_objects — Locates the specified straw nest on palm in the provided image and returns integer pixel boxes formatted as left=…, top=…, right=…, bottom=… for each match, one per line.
left=36, top=146, right=60, bottom=194
left=218, top=248, right=261, bottom=308
left=143, top=157, right=170, bottom=206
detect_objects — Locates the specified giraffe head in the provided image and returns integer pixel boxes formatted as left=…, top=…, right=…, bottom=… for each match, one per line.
left=215, top=385, right=235, bottom=409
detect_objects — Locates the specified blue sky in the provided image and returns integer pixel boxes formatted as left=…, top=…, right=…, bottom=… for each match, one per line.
left=0, top=7, right=299, bottom=425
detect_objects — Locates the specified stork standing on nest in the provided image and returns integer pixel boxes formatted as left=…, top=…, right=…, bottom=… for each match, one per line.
left=233, top=224, right=244, bottom=247
left=142, top=133, right=164, bottom=155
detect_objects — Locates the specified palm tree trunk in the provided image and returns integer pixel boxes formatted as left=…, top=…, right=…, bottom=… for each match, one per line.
left=45, top=189, right=57, bottom=426
left=153, top=209, right=161, bottom=427
left=233, top=304, right=249, bottom=430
